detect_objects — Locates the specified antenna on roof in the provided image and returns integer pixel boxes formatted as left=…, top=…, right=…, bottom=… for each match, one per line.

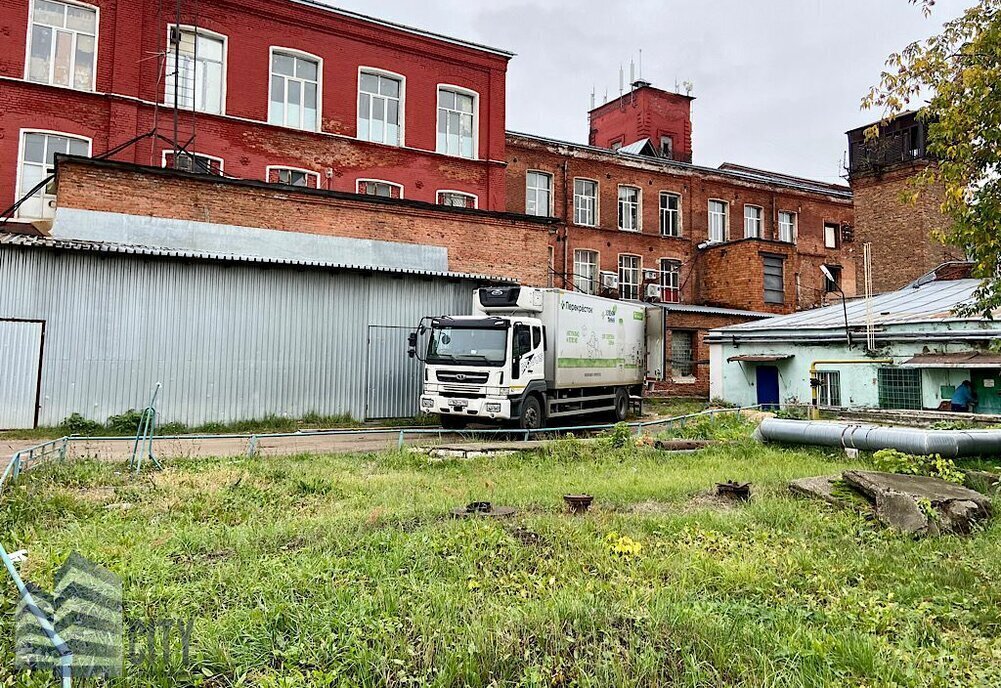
left=629, top=59, right=635, bottom=88
left=683, top=80, right=694, bottom=96
left=590, top=86, right=595, bottom=110
left=639, top=49, right=643, bottom=80
left=603, top=87, right=608, bottom=104
left=619, top=64, right=624, bottom=97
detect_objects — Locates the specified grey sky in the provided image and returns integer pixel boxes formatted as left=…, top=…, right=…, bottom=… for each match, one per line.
left=331, top=0, right=972, bottom=184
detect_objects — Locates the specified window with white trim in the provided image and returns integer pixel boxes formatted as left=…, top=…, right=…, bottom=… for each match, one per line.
left=525, top=171, right=552, bottom=216
left=27, top=0, right=97, bottom=90
left=708, top=200, right=728, bottom=243
left=163, top=150, right=223, bottom=175
left=436, top=88, right=475, bottom=158
left=618, top=254, right=641, bottom=300
left=356, top=179, right=402, bottom=198
left=659, top=258, right=681, bottom=303
left=573, top=249, right=598, bottom=295
left=437, top=191, right=477, bottom=208
left=778, top=211, right=797, bottom=243
left=618, top=186, right=640, bottom=231
left=268, top=167, right=318, bottom=188
left=268, top=50, right=319, bottom=131
left=671, top=330, right=695, bottom=379
left=573, top=179, right=597, bottom=226
left=16, top=130, right=90, bottom=219
left=824, top=222, right=840, bottom=249
left=165, top=27, right=225, bottom=114
left=358, top=71, right=401, bottom=146
left=660, top=192, right=681, bottom=237
left=744, top=205, right=762, bottom=238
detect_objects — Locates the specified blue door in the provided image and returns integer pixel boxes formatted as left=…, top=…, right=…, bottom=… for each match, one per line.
left=756, top=366, right=780, bottom=409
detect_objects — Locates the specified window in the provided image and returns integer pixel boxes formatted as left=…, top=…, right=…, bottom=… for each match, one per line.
left=778, top=211, right=797, bottom=243
left=671, top=331, right=695, bottom=379
left=660, top=192, right=681, bottom=237
left=437, top=191, right=477, bottom=208
left=358, top=70, right=402, bottom=146
left=660, top=135, right=674, bottom=158
left=708, top=200, right=728, bottom=243
left=824, top=222, right=840, bottom=249
left=816, top=371, right=842, bottom=407
left=878, top=368, right=923, bottom=410
left=525, top=171, right=552, bottom=216
left=659, top=258, right=681, bottom=303
left=268, top=50, right=319, bottom=131
left=16, top=130, right=90, bottom=219
left=166, top=26, right=225, bottom=114
left=267, top=167, right=318, bottom=188
left=436, top=87, right=476, bottom=158
left=618, top=186, right=640, bottom=231
left=27, top=0, right=97, bottom=90
left=573, top=249, right=598, bottom=295
left=744, top=205, right=763, bottom=238
left=763, top=254, right=785, bottom=304
left=573, top=179, right=598, bottom=226
left=163, top=150, right=223, bottom=175
left=618, top=255, right=641, bottom=300
left=823, top=265, right=842, bottom=293
left=610, top=139, right=623, bottom=151
left=356, top=179, right=402, bottom=198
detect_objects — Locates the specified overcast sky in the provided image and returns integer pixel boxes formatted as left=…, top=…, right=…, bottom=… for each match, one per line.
left=330, top=0, right=972, bottom=184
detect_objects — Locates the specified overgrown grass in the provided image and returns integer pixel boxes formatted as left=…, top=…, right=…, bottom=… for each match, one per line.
left=643, top=397, right=709, bottom=418
left=1, top=437, right=999, bottom=687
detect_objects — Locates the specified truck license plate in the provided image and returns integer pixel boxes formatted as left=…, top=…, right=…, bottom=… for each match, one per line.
left=449, top=399, right=469, bottom=408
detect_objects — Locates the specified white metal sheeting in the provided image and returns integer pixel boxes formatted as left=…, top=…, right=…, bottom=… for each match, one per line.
left=0, top=320, right=43, bottom=429
left=0, top=244, right=484, bottom=426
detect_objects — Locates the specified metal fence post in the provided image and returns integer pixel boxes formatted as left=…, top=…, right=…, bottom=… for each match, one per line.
left=247, top=435, right=258, bottom=457
left=397, top=430, right=405, bottom=450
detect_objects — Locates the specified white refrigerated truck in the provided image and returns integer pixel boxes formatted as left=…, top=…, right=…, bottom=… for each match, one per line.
left=411, top=286, right=664, bottom=429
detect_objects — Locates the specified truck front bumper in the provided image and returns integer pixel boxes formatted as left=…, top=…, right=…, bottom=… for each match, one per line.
left=420, top=394, right=513, bottom=421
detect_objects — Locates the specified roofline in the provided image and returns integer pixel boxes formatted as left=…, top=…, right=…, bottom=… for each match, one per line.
left=844, top=109, right=921, bottom=135
left=659, top=303, right=772, bottom=318
left=288, top=0, right=515, bottom=58
left=587, top=84, right=695, bottom=115
left=0, top=234, right=519, bottom=283
left=505, top=131, right=854, bottom=200
left=717, top=163, right=851, bottom=194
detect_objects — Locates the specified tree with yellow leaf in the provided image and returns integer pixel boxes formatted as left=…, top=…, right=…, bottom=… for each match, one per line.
left=864, top=0, right=1001, bottom=316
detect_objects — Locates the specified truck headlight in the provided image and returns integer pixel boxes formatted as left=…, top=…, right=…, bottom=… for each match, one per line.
left=420, top=398, right=434, bottom=409
left=485, top=402, right=502, bottom=413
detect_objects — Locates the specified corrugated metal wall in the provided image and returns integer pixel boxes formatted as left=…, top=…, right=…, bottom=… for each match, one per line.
left=0, top=246, right=476, bottom=426
left=0, top=320, right=44, bottom=429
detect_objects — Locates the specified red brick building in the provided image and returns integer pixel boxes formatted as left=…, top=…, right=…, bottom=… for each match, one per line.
left=0, top=0, right=511, bottom=223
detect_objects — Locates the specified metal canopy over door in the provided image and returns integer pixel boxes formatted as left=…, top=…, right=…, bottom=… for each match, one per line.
left=0, top=319, right=44, bottom=429
left=365, top=324, right=423, bottom=419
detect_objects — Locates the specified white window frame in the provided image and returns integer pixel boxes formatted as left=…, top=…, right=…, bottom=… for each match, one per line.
left=573, top=178, right=598, bottom=227
left=659, top=257, right=681, bottom=303
left=436, top=190, right=478, bottom=208
left=355, top=178, right=404, bottom=199
left=15, top=128, right=92, bottom=219
left=778, top=210, right=797, bottom=243
left=618, top=254, right=641, bottom=300
left=744, top=204, right=763, bottom=239
left=659, top=191, right=681, bottom=237
left=164, top=24, right=228, bottom=115
left=525, top=170, right=553, bottom=217
left=267, top=46, right=322, bottom=132
left=817, top=370, right=842, bottom=407
left=357, top=66, right=405, bottom=147
left=708, top=199, right=728, bottom=243
left=265, top=165, right=320, bottom=188
left=824, top=222, right=839, bottom=249
left=160, top=148, right=224, bottom=174
left=435, top=84, right=478, bottom=160
left=618, top=185, right=641, bottom=232
left=573, top=249, right=599, bottom=295
left=24, top=0, right=100, bottom=92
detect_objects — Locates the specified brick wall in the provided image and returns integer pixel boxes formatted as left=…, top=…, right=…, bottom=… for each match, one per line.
left=54, top=158, right=554, bottom=283
left=850, top=165, right=965, bottom=293
left=588, top=86, right=693, bottom=157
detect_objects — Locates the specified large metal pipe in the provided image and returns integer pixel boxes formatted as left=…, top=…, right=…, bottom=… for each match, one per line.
left=756, top=418, right=1001, bottom=458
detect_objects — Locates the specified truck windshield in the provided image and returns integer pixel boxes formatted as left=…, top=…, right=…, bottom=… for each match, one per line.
left=426, top=327, right=507, bottom=366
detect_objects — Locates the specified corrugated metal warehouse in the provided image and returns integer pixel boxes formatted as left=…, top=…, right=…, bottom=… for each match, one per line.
left=0, top=235, right=507, bottom=428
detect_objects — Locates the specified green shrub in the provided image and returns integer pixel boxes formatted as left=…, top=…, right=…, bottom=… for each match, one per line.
left=601, top=422, right=634, bottom=449
left=58, top=413, right=103, bottom=436
left=872, top=448, right=965, bottom=485
left=106, top=409, right=145, bottom=434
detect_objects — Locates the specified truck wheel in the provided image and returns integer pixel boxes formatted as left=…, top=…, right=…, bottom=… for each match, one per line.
left=440, top=415, right=468, bottom=430
left=519, top=395, right=544, bottom=430
left=613, top=388, right=629, bottom=422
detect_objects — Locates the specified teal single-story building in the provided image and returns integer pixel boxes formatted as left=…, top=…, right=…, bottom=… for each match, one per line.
left=707, top=265, right=1001, bottom=414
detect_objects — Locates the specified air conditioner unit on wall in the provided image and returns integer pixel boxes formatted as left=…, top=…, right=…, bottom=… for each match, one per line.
left=643, top=269, right=659, bottom=281
left=646, top=283, right=662, bottom=299
left=600, top=271, right=618, bottom=290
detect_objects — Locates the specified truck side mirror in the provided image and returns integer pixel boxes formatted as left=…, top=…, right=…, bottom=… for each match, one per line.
left=407, top=332, right=418, bottom=348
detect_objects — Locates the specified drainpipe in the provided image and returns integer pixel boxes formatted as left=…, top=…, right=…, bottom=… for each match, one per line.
left=562, top=160, right=570, bottom=289
left=809, top=358, right=893, bottom=420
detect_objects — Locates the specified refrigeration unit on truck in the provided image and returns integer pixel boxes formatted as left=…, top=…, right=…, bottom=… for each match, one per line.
left=409, top=286, right=664, bottom=429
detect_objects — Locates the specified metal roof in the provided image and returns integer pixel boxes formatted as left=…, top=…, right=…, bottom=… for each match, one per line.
left=0, top=234, right=517, bottom=283
left=901, top=352, right=1001, bottom=368
left=618, top=139, right=654, bottom=156
left=716, top=278, right=995, bottom=333
left=506, top=131, right=853, bottom=200
left=727, top=354, right=794, bottom=363
left=659, top=303, right=772, bottom=318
